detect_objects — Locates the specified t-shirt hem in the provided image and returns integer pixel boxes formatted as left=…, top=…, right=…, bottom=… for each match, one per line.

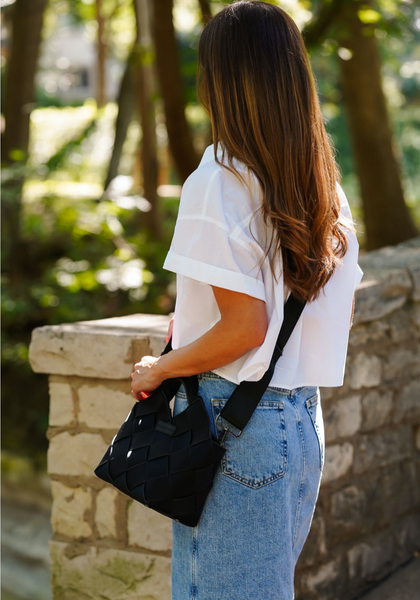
left=163, top=251, right=266, bottom=301
left=211, top=366, right=344, bottom=390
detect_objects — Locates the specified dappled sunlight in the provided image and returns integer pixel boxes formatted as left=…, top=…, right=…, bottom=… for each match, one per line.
left=28, top=102, right=97, bottom=167
left=26, top=101, right=119, bottom=189
left=96, top=256, right=149, bottom=292
left=23, top=180, right=103, bottom=202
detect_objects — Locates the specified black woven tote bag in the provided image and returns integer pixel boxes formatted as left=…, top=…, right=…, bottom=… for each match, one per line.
left=95, top=373, right=225, bottom=527
left=94, top=294, right=306, bottom=527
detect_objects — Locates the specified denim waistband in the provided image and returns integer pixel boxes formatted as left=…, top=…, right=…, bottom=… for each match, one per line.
left=196, top=371, right=312, bottom=396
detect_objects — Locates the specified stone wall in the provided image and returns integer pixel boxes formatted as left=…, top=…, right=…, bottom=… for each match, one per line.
left=29, top=239, right=420, bottom=600
left=294, top=238, right=420, bottom=599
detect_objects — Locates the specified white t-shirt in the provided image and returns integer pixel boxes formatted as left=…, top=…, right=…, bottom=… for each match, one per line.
left=163, top=144, right=363, bottom=389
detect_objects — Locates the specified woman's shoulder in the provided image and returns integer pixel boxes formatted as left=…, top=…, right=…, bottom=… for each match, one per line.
left=179, top=147, right=260, bottom=224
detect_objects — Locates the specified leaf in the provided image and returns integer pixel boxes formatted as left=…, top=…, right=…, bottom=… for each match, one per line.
left=357, top=8, right=381, bottom=24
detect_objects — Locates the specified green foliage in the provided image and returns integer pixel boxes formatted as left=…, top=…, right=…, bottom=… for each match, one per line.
left=1, top=177, right=178, bottom=460
left=1, top=105, right=178, bottom=462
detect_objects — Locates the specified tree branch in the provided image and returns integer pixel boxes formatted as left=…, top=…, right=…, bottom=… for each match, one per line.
left=198, top=0, right=212, bottom=25
left=302, top=0, right=347, bottom=49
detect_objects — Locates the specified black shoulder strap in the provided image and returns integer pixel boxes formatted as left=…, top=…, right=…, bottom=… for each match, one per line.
left=218, top=294, right=306, bottom=434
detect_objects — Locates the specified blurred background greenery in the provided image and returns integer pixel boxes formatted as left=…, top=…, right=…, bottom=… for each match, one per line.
left=1, top=0, right=420, bottom=469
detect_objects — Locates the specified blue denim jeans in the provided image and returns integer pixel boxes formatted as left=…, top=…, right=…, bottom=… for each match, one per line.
left=171, top=372, right=325, bottom=600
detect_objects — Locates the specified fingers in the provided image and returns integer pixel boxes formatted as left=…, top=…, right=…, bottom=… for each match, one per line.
left=133, top=356, right=156, bottom=370
left=130, top=355, right=161, bottom=400
left=131, top=369, right=140, bottom=380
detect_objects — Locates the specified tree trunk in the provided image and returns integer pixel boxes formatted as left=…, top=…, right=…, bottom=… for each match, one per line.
left=151, top=0, right=199, bottom=182
left=198, top=0, right=212, bottom=25
left=104, top=52, right=136, bottom=190
left=337, top=0, right=418, bottom=249
left=96, top=0, right=106, bottom=107
left=133, top=0, right=162, bottom=240
left=1, top=0, right=47, bottom=161
left=1, top=0, right=48, bottom=284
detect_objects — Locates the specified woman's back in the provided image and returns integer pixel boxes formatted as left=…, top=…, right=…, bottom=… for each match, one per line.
left=164, top=144, right=362, bottom=389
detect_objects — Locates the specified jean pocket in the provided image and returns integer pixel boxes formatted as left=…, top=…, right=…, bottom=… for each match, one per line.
left=211, top=399, right=287, bottom=489
left=305, top=393, right=325, bottom=471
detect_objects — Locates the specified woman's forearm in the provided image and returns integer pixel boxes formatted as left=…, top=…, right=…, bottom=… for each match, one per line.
left=156, top=317, right=264, bottom=380
left=131, top=287, right=267, bottom=395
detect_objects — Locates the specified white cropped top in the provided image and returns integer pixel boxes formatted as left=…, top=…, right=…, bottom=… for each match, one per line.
left=163, top=145, right=363, bottom=389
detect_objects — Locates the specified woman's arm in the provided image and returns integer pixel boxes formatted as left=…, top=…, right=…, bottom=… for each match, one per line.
left=131, top=286, right=268, bottom=398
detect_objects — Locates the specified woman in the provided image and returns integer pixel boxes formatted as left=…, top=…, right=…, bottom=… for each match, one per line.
left=131, top=2, right=362, bottom=599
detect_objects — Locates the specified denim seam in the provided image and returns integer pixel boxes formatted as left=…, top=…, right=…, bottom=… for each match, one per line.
left=305, top=396, right=324, bottom=471
left=221, top=468, right=286, bottom=489
left=191, top=526, right=198, bottom=599
left=291, top=395, right=306, bottom=552
left=305, top=393, right=319, bottom=408
left=197, top=372, right=223, bottom=380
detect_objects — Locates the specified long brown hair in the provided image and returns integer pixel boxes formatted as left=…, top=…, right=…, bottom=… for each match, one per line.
left=197, top=0, right=350, bottom=301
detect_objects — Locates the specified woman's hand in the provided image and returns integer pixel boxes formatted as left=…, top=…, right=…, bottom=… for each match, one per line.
left=130, top=356, right=166, bottom=400
left=130, top=314, right=174, bottom=400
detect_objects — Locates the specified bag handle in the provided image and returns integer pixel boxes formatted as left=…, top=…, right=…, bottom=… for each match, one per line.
left=157, top=339, right=200, bottom=405
left=216, top=294, right=306, bottom=436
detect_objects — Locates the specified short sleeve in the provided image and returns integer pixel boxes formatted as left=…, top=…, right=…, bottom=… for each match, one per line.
left=163, top=166, right=266, bottom=301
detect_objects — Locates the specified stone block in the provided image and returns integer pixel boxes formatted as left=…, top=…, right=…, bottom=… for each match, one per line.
left=409, top=263, right=420, bottom=301
left=353, top=271, right=411, bottom=326
left=381, top=461, right=420, bottom=520
left=127, top=501, right=172, bottom=553
left=393, top=380, right=420, bottom=423
left=299, top=558, right=347, bottom=599
left=348, top=353, right=382, bottom=390
left=51, top=481, right=92, bottom=539
left=331, top=485, right=367, bottom=522
left=148, top=334, right=167, bottom=357
left=354, top=428, right=411, bottom=474
left=50, top=540, right=171, bottom=600
left=357, top=239, right=420, bottom=308
left=328, top=478, right=384, bottom=546
left=348, top=534, right=394, bottom=582
left=388, top=308, right=418, bottom=343
left=357, top=239, right=420, bottom=272
left=78, top=382, right=135, bottom=429
left=49, top=379, right=75, bottom=426
left=95, top=487, right=119, bottom=538
left=348, top=321, right=390, bottom=349
left=394, top=513, right=420, bottom=557
left=319, top=387, right=335, bottom=401
left=361, top=390, right=393, bottom=432
left=29, top=313, right=170, bottom=379
left=409, top=303, right=420, bottom=332
left=324, top=395, right=361, bottom=442
left=48, top=432, right=108, bottom=476
left=322, top=442, right=353, bottom=483
left=383, top=347, right=420, bottom=383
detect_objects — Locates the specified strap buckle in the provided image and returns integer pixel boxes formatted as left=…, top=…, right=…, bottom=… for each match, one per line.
left=215, top=413, right=243, bottom=443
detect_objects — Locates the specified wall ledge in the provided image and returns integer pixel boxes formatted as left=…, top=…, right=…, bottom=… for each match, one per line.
left=354, top=237, right=420, bottom=324
left=29, top=314, right=170, bottom=379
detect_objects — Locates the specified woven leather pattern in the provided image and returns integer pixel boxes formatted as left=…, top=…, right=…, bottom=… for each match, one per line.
left=95, top=382, right=225, bottom=527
